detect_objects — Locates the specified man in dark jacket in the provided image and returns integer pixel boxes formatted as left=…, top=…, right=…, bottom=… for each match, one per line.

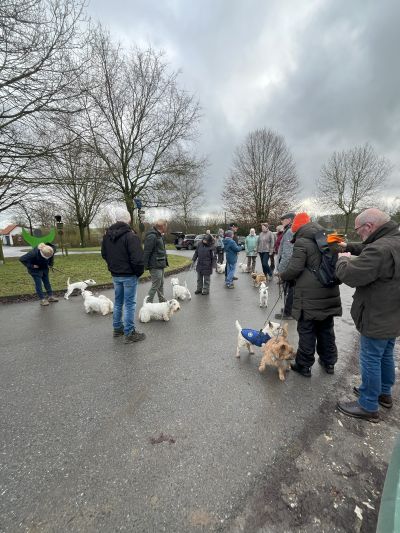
left=101, top=209, right=145, bottom=343
left=280, top=212, right=342, bottom=377
left=335, top=208, right=400, bottom=423
left=143, top=219, right=169, bottom=303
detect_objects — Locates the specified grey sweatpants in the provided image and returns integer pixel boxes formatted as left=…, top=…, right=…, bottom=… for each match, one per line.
left=148, top=269, right=166, bottom=302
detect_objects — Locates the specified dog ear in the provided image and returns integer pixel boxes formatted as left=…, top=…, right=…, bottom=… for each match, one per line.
left=281, top=323, right=289, bottom=338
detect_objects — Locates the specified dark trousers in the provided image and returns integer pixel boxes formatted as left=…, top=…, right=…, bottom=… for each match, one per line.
left=258, top=252, right=272, bottom=277
left=283, top=282, right=294, bottom=316
left=31, top=270, right=53, bottom=300
left=217, top=248, right=224, bottom=264
left=296, top=314, right=338, bottom=368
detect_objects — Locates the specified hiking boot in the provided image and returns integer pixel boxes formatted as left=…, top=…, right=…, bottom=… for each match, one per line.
left=233, top=276, right=238, bottom=280
left=194, top=290, right=202, bottom=295
left=202, top=290, right=209, bottom=295
left=353, top=387, right=393, bottom=409
left=290, top=362, right=311, bottom=377
left=225, top=284, right=235, bottom=289
left=318, top=358, right=335, bottom=374
left=274, top=313, right=294, bottom=320
left=337, top=400, right=379, bottom=423
left=48, top=296, right=59, bottom=303
left=40, top=299, right=49, bottom=306
left=113, top=327, right=125, bottom=337
left=124, top=330, right=146, bottom=344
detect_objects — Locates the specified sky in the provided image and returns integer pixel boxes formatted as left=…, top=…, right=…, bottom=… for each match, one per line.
left=1, top=0, right=399, bottom=227
left=83, top=0, right=400, bottom=216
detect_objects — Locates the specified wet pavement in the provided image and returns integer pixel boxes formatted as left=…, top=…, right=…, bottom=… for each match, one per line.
left=0, top=253, right=397, bottom=532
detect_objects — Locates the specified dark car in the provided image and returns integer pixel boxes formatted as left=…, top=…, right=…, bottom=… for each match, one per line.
left=172, top=232, right=196, bottom=250
left=193, top=234, right=217, bottom=248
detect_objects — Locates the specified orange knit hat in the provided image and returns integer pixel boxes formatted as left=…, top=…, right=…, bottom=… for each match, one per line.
left=292, top=212, right=311, bottom=233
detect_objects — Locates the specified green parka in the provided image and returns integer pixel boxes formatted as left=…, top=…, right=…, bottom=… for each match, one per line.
left=335, top=220, right=400, bottom=339
left=280, top=221, right=342, bottom=320
left=143, top=228, right=169, bottom=270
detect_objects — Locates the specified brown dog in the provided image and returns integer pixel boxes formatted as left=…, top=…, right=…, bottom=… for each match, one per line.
left=258, top=323, right=295, bottom=381
left=251, top=272, right=267, bottom=287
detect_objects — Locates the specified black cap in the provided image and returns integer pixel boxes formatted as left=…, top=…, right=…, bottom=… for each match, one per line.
left=280, top=212, right=295, bottom=220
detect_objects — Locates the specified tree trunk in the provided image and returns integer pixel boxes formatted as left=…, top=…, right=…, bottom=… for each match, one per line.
left=78, top=222, right=86, bottom=247
left=0, top=239, right=5, bottom=264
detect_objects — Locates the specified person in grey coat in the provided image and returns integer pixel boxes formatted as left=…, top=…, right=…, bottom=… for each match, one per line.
left=143, top=220, right=169, bottom=302
left=280, top=213, right=342, bottom=377
left=275, top=212, right=295, bottom=319
left=192, top=234, right=216, bottom=294
left=335, top=208, right=400, bottom=423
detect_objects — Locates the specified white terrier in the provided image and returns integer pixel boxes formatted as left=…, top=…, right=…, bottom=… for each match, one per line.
left=216, top=262, right=226, bottom=274
left=170, top=277, right=192, bottom=301
left=238, top=262, right=249, bottom=273
left=138, top=296, right=181, bottom=323
left=81, top=289, right=114, bottom=315
left=64, top=277, right=96, bottom=300
left=235, top=319, right=281, bottom=358
left=259, top=282, right=269, bottom=308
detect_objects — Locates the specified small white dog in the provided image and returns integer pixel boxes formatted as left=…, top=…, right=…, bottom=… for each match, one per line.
left=81, top=289, right=114, bottom=315
left=238, top=262, right=249, bottom=273
left=216, top=262, right=226, bottom=274
left=64, top=277, right=97, bottom=300
left=170, top=277, right=192, bottom=301
left=259, top=282, right=269, bottom=308
left=138, top=296, right=181, bottom=323
left=235, top=319, right=281, bottom=358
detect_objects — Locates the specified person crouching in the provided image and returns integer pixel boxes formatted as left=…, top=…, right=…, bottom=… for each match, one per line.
left=19, top=243, right=59, bottom=306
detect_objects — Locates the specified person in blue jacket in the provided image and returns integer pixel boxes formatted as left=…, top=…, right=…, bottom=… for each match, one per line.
left=19, top=242, right=58, bottom=306
left=223, top=230, right=244, bottom=288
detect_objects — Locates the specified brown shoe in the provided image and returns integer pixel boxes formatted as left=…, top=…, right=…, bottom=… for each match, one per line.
left=337, top=400, right=379, bottom=423
left=40, top=299, right=49, bottom=306
left=353, top=387, right=392, bottom=409
left=48, top=296, right=59, bottom=303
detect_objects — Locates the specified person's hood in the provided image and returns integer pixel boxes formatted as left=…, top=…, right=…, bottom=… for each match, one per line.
left=293, top=221, right=323, bottom=241
left=105, top=222, right=132, bottom=242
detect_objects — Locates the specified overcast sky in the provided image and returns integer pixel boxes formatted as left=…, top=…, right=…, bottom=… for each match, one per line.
left=84, top=0, right=400, bottom=215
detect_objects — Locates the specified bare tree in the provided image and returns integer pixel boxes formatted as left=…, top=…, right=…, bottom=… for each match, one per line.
left=45, top=135, right=109, bottom=246
left=83, top=29, right=202, bottom=221
left=158, top=158, right=205, bottom=231
left=222, top=128, right=299, bottom=225
left=0, top=0, right=88, bottom=212
left=317, top=143, right=392, bottom=234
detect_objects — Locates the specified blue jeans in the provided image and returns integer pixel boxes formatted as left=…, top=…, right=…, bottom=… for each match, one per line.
left=259, top=252, right=272, bottom=277
left=31, top=270, right=53, bottom=299
left=112, top=276, right=138, bottom=335
left=358, top=335, right=396, bottom=412
left=226, top=262, right=236, bottom=285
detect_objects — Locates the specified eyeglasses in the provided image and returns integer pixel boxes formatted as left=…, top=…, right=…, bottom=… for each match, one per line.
left=354, top=222, right=370, bottom=232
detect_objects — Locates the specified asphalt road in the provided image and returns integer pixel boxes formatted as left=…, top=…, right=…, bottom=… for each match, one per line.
left=0, top=253, right=364, bottom=531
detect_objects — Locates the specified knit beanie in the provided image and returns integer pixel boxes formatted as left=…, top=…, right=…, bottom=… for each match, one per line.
left=225, top=230, right=233, bottom=238
left=292, top=212, right=311, bottom=233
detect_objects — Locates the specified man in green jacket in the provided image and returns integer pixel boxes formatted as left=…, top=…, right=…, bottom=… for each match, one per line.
left=336, top=208, right=400, bottom=423
left=143, top=220, right=169, bottom=303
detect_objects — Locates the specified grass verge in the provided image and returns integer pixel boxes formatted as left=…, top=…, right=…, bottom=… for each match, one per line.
left=0, top=254, right=191, bottom=299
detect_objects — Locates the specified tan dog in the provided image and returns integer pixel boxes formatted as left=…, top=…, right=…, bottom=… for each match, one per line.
left=251, top=272, right=267, bottom=287
left=258, top=323, right=295, bottom=381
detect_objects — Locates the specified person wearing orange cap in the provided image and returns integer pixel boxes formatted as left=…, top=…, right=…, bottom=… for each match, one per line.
left=279, top=212, right=342, bottom=377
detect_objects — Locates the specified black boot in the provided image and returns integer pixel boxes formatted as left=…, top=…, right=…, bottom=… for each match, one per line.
left=290, top=361, right=311, bottom=377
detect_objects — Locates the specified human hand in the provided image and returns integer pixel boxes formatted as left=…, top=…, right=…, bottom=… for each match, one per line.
left=338, top=252, right=351, bottom=258
left=32, top=265, right=39, bottom=269
left=337, top=241, right=347, bottom=250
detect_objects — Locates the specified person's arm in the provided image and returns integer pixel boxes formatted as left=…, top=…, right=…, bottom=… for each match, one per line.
left=19, top=249, right=36, bottom=269
left=192, top=248, right=198, bottom=262
left=101, top=237, right=107, bottom=260
left=335, top=244, right=382, bottom=287
left=127, top=233, right=144, bottom=277
left=277, top=233, right=294, bottom=273
left=280, top=241, right=307, bottom=281
left=345, top=242, right=365, bottom=256
left=245, top=236, right=249, bottom=254
left=142, top=234, right=155, bottom=269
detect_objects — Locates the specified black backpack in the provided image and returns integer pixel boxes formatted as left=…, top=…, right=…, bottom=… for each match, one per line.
left=308, top=230, right=341, bottom=288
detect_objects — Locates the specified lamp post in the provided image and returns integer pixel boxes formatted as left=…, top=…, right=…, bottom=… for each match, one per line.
left=55, top=215, right=65, bottom=256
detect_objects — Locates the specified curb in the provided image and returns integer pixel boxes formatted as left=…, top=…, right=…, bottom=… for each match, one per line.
left=376, top=434, right=400, bottom=533
left=0, top=263, right=192, bottom=305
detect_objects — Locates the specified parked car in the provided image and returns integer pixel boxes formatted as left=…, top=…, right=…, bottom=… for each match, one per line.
left=193, top=234, right=217, bottom=248
left=171, top=232, right=196, bottom=250
left=237, top=235, right=246, bottom=245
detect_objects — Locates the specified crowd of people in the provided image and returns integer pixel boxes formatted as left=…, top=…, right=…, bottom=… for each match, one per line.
left=20, top=207, right=400, bottom=423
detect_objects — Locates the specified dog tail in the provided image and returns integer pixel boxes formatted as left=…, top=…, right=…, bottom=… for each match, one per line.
left=235, top=320, right=242, bottom=333
left=185, top=281, right=188, bottom=289
left=67, top=277, right=70, bottom=286
left=143, top=296, right=150, bottom=305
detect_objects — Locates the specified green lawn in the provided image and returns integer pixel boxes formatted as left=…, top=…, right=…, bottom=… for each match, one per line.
left=0, top=254, right=191, bottom=297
